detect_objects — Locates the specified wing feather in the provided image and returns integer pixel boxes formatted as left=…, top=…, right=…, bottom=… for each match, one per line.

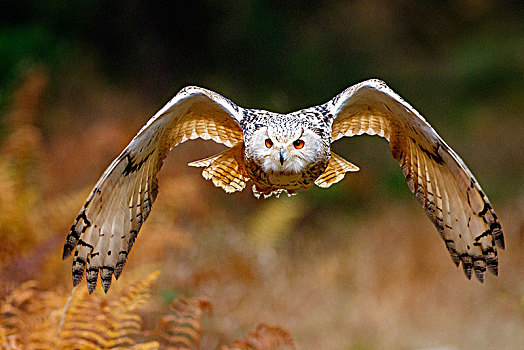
left=63, top=86, right=244, bottom=292
left=315, top=152, right=359, bottom=188
left=329, top=79, right=504, bottom=281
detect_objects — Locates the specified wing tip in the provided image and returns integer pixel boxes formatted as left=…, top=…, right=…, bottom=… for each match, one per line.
left=86, top=267, right=99, bottom=294
left=463, top=266, right=472, bottom=280
left=495, top=232, right=505, bottom=250
left=101, top=267, right=114, bottom=293
left=115, top=258, right=126, bottom=280
left=72, top=274, right=82, bottom=288
left=456, top=254, right=499, bottom=282
left=62, top=245, right=73, bottom=260
left=73, top=266, right=117, bottom=294
left=473, top=267, right=486, bottom=283
left=488, top=263, right=498, bottom=276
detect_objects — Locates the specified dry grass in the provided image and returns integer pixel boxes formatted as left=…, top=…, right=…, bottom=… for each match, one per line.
left=0, top=69, right=523, bottom=349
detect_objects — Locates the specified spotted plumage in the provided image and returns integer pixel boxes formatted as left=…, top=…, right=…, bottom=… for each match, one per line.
left=63, top=79, right=505, bottom=293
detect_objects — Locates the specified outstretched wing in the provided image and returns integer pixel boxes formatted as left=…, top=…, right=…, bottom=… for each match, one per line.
left=63, top=86, right=244, bottom=293
left=328, top=79, right=504, bottom=282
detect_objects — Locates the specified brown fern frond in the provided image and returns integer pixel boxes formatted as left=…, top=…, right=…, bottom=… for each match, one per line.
left=151, top=296, right=212, bottom=349
left=222, top=323, right=295, bottom=350
left=130, top=342, right=161, bottom=350
left=0, top=280, right=65, bottom=349
left=110, top=271, right=161, bottom=313
left=0, top=281, right=38, bottom=336
left=57, top=271, right=160, bottom=349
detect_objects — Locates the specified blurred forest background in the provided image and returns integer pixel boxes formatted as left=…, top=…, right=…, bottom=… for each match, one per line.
left=0, top=0, right=523, bottom=349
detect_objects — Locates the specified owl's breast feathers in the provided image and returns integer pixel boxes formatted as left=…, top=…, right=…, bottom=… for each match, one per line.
left=244, top=154, right=330, bottom=198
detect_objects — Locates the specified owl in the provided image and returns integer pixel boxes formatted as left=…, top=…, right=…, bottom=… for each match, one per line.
left=63, top=79, right=504, bottom=293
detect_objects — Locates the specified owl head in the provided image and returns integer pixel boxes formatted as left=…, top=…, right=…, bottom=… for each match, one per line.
left=246, top=113, right=329, bottom=174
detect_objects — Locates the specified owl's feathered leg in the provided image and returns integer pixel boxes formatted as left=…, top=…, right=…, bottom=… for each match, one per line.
left=188, top=145, right=249, bottom=193
left=251, top=186, right=297, bottom=199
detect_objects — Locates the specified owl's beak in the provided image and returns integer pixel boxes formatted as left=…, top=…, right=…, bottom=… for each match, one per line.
left=279, top=147, right=287, bottom=165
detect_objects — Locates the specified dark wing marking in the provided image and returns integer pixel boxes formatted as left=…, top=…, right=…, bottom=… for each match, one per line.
left=63, top=86, right=244, bottom=293
left=328, top=79, right=504, bottom=282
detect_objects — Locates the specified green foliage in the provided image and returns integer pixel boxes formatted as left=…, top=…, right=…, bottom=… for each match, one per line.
left=0, top=25, right=67, bottom=113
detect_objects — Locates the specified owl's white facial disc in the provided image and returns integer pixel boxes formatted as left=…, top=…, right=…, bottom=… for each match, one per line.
left=249, top=125, right=324, bottom=174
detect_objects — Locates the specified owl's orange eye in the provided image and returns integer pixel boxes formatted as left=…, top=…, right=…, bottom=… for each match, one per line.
left=265, top=139, right=273, bottom=148
left=293, top=139, right=304, bottom=149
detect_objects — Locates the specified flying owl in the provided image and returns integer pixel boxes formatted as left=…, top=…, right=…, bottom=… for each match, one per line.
left=63, top=79, right=504, bottom=293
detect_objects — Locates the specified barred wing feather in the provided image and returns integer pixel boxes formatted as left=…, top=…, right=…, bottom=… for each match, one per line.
left=63, top=87, right=244, bottom=293
left=329, top=79, right=504, bottom=282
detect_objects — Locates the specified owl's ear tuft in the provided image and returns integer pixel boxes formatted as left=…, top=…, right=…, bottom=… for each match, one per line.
left=188, top=145, right=249, bottom=193
left=315, top=152, right=359, bottom=188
